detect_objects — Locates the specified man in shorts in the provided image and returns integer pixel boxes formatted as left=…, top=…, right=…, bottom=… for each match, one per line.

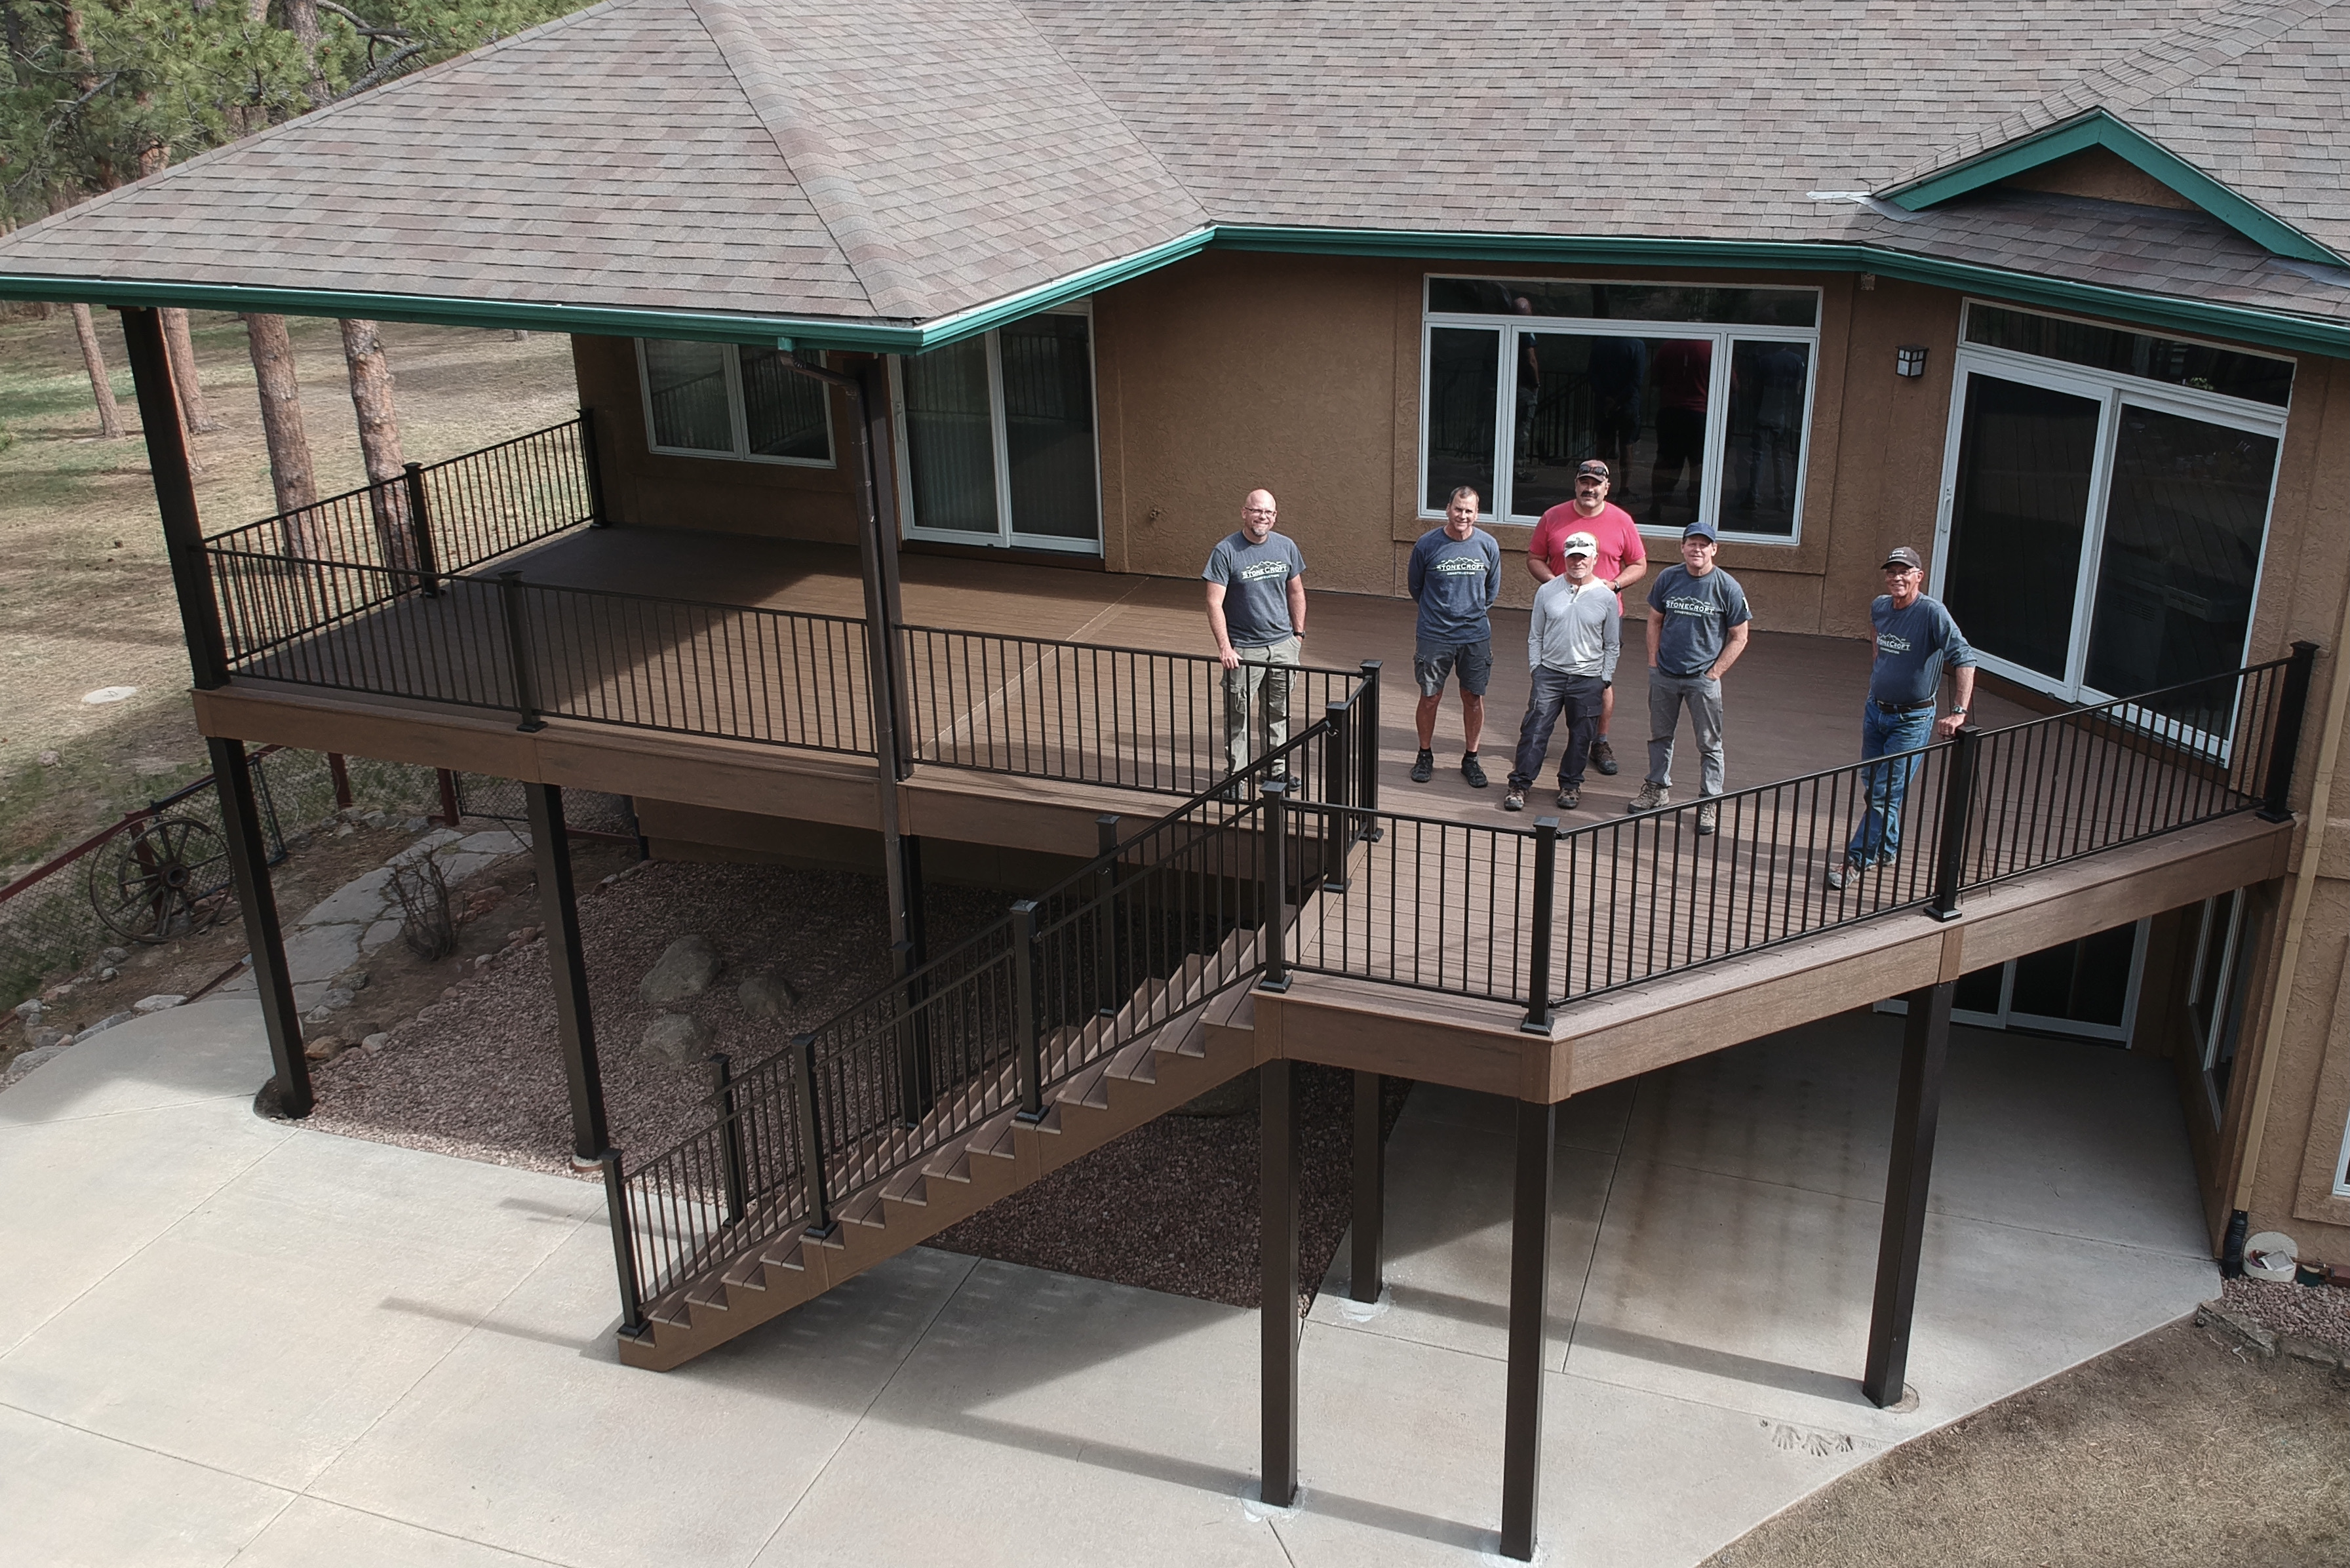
left=1202, top=488, right=1307, bottom=785
left=1629, top=521, right=1751, bottom=835
left=1407, top=487, right=1503, bottom=787
left=1527, top=458, right=1647, bottom=775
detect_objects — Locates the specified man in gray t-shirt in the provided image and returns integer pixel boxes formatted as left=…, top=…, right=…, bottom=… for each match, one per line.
left=1204, top=488, right=1308, bottom=782
left=1630, top=521, right=1751, bottom=834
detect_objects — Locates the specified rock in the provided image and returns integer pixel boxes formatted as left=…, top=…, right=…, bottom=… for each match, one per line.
left=27, top=1028, right=63, bottom=1050
left=11, top=999, right=38, bottom=1025
left=2279, top=1334, right=2343, bottom=1368
left=640, top=935, right=722, bottom=1006
left=2196, top=1301, right=2276, bottom=1356
left=361, top=1032, right=392, bottom=1053
left=132, top=994, right=184, bottom=1013
left=319, top=987, right=355, bottom=1012
left=79, top=1010, right=134, bottom=1038
left=640, top=1012, right=712, bottom=1066
left=5, top=1044, right=69, bottom=1084
left=338, top=806, right=364, bottom=824
left=403, top=816, right=431, bottom=833
left=737, top=971, right=800, bottom=1018
left=441, top=986, right=460, bottom=1000
left=363, top=810, right=389, bottom=829
left=335, top=824, right=355, bottom=838
left=304, top=1036, right=346, bottom=1062
left=96, top=967, right=119, bottom=981
left=341, top=971, right=370, bottom=991
left=37, top=749, right=58, bottom=767
left=101, top=946, right=128, bottom=965
left=283, top=831, right=312, bottom=851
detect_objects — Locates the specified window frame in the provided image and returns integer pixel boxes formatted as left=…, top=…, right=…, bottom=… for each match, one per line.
left=635, top=340, right=837, bottom=469
left=887, top=302, right=1103, bottom=557
left=1416, top=275, right=1824, bottom=545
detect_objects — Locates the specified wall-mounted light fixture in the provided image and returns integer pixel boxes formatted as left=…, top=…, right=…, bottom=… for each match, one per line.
left=1896, top=344, right=1928, bottom=378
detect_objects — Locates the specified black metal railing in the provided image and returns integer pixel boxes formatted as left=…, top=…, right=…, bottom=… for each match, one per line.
left=205, top=418, right=595, bottom=665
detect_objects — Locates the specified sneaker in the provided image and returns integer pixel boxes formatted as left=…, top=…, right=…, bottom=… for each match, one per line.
left=1555, top=786, right=1580, bottom=811
left=1590, top=739, right=1620, bottom=777
left=1461, top=753, right=1489, bottom=789
left=1824, top=857, right=1864, bottom=890
left=1696, top=801, right=1717, bottom=836
left=1626, top=781, right=1670, bottom=814
left=1410, top=749, right=1434, bottom=783
left=1502, top=789, right=1526, bottom=812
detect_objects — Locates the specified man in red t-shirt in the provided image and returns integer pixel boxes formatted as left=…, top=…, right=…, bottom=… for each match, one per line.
left=1527, top=458, right=1648, bottom=775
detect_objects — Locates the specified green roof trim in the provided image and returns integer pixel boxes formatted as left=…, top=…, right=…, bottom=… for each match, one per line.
left=1878, top=110, right=2345, bottom=268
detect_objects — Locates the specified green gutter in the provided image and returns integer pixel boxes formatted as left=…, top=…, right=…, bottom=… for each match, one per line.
left=1876, top=110, right=2345, bottom=269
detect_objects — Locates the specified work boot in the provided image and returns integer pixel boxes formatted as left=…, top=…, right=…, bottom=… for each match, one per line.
left=1626, top=781, right=1670, bottom=814
left=1410, top=749, right=1434, bottom=783
left=1502, top=789, right=1526, bottom=812
left=1461, top=753, right=1489, bottom=789
left=1824, top=856, right=1864, bottom=890
left=1556, top=786, right=1580, bottom=811
left=1696, top=800, right=1718, bottom=836
left=1590, top=737, right=1620, bottom=776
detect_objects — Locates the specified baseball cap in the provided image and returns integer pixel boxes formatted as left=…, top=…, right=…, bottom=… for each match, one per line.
left=1683, top=520, right=1718, bottom=542
left=1576, top=460, right=1610, bottom=479
left=1561, top=531, right=1598, bottom=559
left=1883, top=546, right=1925, bottom=572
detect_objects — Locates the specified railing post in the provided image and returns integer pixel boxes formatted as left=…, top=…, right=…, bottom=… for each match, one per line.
left=1323, top=701, right=1352, bottom=891
left=599, top=1150, right=648, bottom=1338
left=1095, top=814, right=1120, bottom=1017
left=1358, top=660, right=1383, bottom=838
left=403, top=461, right=440, bottom=597
left=498, top=570, right=545, bottom=732
left=1929, top=726, right=1980, bottom=922
left=1260, top=781, right=1291, bottom=992
left=793, top=1032, right=838, bottom=1240
left=1522, top=817, right=1558, bottom=1034
left=712, top=1051, right=747, bottom=1224
left=891, top=938, right=929, bottom=1126
left=2261, top=641, right=2322, bottom=822
left=1011, top=900, right=1046, bottom=1122
left=577, top=406, right=611, bottom=526
left=328, top=753, right=353, bottom=811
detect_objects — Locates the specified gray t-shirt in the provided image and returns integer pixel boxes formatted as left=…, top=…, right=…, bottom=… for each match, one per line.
left=1407, top=527, right=1502, bottom=644
left=1868, top=594, right=1977, bottom=707
left=1645, top=564, right=1752, bottom=676
left=1203, top=531, right=1306, bottom=647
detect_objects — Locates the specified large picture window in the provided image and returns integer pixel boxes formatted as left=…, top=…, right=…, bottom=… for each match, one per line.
left=637, top=341, right=834, bottom=466
left=1419, top=278, right=1821, bottom=541
left=891, top=307, right=1101, bottom=555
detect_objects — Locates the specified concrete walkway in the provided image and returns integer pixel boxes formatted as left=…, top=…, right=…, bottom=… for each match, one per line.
left=0, top=1000, right=2214, bottom=1567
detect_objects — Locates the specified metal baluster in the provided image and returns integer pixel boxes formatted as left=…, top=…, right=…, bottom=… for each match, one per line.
left=793, top=1033, right=837, bottom=1238
left=1011, top=900, right=1045, bottom=1122
left=601, top=1151, right=647, bottom=1337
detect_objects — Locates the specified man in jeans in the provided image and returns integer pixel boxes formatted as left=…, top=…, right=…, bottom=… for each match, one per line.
left=1504, top=530, right=1620, bottom=813
left=1202, top=488, right=1307, bottom=785
left=1526, top=458, right=1646, bottom=776
left=1827, top=547, right=1977, bottom=888
left=1629, top=521, right=1751, bottom=834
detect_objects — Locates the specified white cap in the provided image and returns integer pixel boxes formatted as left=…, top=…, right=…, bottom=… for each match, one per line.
left=1561, top=531, right=1599, bottom=559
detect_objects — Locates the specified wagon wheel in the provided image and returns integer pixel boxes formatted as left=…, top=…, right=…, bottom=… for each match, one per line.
left=88, top=815, right=233, bottom=944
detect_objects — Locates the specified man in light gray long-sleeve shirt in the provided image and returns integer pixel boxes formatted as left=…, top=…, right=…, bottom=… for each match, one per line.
left=1505, top=530, right=1621, bottom=812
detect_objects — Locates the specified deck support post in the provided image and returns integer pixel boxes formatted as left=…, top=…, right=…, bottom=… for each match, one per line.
left=117, top=305, right=228, bottom=690
left=1863, top=979, right=1953, bottom=1408
left=1261, top=1055, right=1301, bottom=1507
left=526, top=783, right=609, bottom=1163
left=1356, top=660, right=1382, bottom=834
left=208, top=736, right=310, bottom=1116
left=2260, top=640, right=2322, bottom=822
left=1350, top=1070, right=1384, bottom=1303
left=1500, top=1096, right=1554, bottom=1561
left=1259, top=781, right=1290, bottom=992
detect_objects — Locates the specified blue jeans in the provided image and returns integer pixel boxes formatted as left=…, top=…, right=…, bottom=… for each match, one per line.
left=1847, top=703, right=1934, bottom=865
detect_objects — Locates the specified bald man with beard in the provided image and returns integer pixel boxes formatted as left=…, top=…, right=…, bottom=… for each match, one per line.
left=1204, top=488, right=1308, bottom=788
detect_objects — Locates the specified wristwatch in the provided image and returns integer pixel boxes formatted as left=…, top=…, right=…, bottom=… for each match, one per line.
left=1949, top=707, right=1968, bottom=716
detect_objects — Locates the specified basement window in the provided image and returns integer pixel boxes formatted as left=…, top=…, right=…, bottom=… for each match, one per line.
left=637, top=341, right=835, bottom=467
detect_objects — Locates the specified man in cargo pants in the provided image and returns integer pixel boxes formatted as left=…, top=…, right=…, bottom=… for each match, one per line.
left=1204, top=489, right=1308, bottom=789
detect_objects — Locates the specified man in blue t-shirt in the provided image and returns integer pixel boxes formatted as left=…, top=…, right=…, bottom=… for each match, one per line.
left=1406, top=487, right=1503, bottom=787
left=1828, top=547, right=1979, bottom=889
left=1204, top=488, right=1308, bottom=783
left=1631, top=521, right=1751, bottom=834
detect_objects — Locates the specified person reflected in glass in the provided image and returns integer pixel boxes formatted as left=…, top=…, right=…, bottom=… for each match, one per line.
left=1203, top=490, right=1306, bottom=791
left=1588, top=336, right=1647, bottom=499
left=1733, top=342, right=1805, bottom=517
left=1648, top=338, right=1712, bottom=521
left=1513, top=298, right=1544, bottom=481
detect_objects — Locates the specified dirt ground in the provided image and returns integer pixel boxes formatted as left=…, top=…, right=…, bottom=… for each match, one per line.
left=1704, top=1314, right=2350, bottom=1568
left=0, top=307, right=576, bottom=876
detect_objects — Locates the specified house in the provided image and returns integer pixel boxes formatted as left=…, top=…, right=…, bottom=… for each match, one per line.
left=3, top=0, right=2347, bottom=1557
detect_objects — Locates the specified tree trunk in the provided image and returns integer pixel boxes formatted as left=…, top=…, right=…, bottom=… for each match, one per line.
left=245, top=313, right=319, bottom=536
left=70, top=304, right=125, bottom=439
left=339, top=318, right=416, bottom=570
left=159, top=308, right=224, bottom=432
left=281, top=0, right=332, bottom=105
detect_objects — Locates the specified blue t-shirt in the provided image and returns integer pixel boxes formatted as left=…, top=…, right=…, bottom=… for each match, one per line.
left=1645, top=564, right=1752, bottom=677
left=1869, top=594, right=1978, bottom=707
left=1202, top=531, right=1306, bottom=647
left=1407, top=528, right=1501, bottom=644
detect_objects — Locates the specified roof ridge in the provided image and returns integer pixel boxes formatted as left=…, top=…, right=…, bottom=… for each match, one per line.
left=1005, top=0, right=1213, bottom=237
left=688, top=0, right=912, bottom=321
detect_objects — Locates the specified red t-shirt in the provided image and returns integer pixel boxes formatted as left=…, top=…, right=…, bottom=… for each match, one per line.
left=1529, top=502, right=1647, bottom=604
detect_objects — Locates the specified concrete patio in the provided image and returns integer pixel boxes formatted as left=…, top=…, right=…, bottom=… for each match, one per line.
left=0, top=993, right=2214, bottom=1567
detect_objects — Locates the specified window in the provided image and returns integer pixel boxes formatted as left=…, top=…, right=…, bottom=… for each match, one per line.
left=637, top=341, right=834, bottom=465
left=890, top=307, right=1101, bottom=554
left=1419, top=278, right=1822, bottom=541
left=2188, top=892, right=2254, bottom=1126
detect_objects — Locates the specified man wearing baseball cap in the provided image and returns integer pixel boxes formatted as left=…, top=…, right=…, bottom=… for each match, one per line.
left=1630, top=520, right=1750, bottom=834
left=1828, top=547, right=1978, bottom=888
left=1504, top=529, right=1620, bottom=813
left=1527, top=458, right=1647, bottom=776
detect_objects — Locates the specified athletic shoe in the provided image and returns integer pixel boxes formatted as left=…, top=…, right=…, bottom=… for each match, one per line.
left=1555, top=787, right=1580, bottom=811
left=1824, top=857, right=1864, bottom=890
left=1696, top=801, right=1717, bottom=836
left=1410, top=749, right=1434, bottom=783
left=1502, top=790, right=1526, bottom=812
left=1461, top=753, right=1489, bottom=789
left=1590, top=738, right=1619, bottom=776
left=1626, top=781, right=1670, bottom=813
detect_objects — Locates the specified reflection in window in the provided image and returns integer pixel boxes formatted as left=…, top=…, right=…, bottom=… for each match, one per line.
left=639, top=340, right=834, bottom=465
left=1724, top=341, right=1811, bottom=536
left=1424, top=326, right=1498, bottom=513
left=898, top=312, right=1101, bottom=550
left=1967, top=305, right=2293, bottom=408
left=1428, top=278, right=1817, bottom=327
left=739, top=347, right=831, bottom=461
left=643, top=341, right=734, bottom=454
left=902, top=336, right=1000, bottom=536
left=1000, top=315, right=1100, bottom=542
left=1944, top=375, right=2102, bottom=682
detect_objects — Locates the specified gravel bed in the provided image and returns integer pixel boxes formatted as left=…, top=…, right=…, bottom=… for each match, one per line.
left=2220, top=1274, right=2350, bottom=1357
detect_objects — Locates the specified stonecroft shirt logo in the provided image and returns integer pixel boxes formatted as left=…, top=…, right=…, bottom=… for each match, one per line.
left=1663, top=595, right=1719, bottom=617
left=1237, top=561, right=1291, bottom=581
left=1877, top=633, right=1913, bottom=655
left=1430, top=557, right=1488, bottom=574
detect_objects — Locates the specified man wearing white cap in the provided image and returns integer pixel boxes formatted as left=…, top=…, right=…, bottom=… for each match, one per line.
left=1504, top=530, right=1620, bottom=812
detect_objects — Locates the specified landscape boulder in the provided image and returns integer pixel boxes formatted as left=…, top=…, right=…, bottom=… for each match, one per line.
left=737, top=971, right=801, bottom=1019
left=640, top=935, right=722, bottom=1006
left=133, top=994, right=184, bottom=1013
left=640, top=1013, right=712, bottom=1067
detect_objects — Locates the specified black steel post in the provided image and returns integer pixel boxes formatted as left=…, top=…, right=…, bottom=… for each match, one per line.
left=1523, top=816, right=1559, bottom=1034
left=891, top=937, right=928, bottom=1127
left=1350, top=1069, right=1384, bottom=1304
left=1863, top=979, right=1953, bottom=1408
left=1011, top=899, right=1045, bottom=1122
left=576, top=405, right=611, bottom=526
left=402, top=461, right=441, bottom=597
left=1358, top=660, right=1383, bottom=838
left=1260, top=781, right=1291, bottom=992
left=118, top=306, right=229, bottom=689
left=1499, top=1096, right=1556, bottom=1562
left=208, top=736, right=311, bottom=1115
left=600, top=1150, right=648, bottom=1337
left=793, top=1031, right=838, bottom=1239
left=498, top=570, right=545, bottom=732
left=525, top=782, right=608, bottom=1162
left=1261, top=1055, right=1301, bottom=1507
left=1095, top=813, right=1120, bottom=1017
left=1323, top=699, right=1351, bottom=890
left=1928, top=726, right=1980, bottom=922
left=2261, top=641, right=2322, bottom=822
left=713, top=1051, right=747, bottom=1224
